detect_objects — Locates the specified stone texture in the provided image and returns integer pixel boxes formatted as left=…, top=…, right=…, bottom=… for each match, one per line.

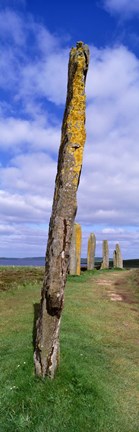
left=113, top=250, right=117, bottom=268
left=113, top=243, right=123, bottom=269
left=87, top=233, right=96, bottom=270
left=34, top=41, right=89, bottom=378
left=69, top=223, right=82, bottom=275
left=101, top=240, right=109, bottom=269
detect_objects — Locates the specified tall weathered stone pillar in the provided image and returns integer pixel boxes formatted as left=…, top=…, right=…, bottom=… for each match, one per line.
left=34, top=42, right=89, bottom=378
left=101, top=240, right=109, bottom=269
left=113, top=243, right=123, bottom=269
left=69, top=223, right=82, bottom=275
left=87, top=233, right=96, bottom=270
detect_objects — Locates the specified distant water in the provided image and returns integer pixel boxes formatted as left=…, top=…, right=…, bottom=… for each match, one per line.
left=0, top=257, right=138, bottom=268
left=0, top=257, right=88, bottom=267
left=0, top=257, right=45, bottom=267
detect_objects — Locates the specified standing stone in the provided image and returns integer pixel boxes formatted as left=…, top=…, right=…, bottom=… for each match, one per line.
left=34, top=42, right=89, bottom=378
left=113, top=249, right=117, bottom=268
left=101, top=240, right=109, bottom=269
left=87, top=233, right=96, bottom=270
left=113, top=243, right=123, bottom=269
left=69, top=223, right=82, bottom=275
left=69, top=224, right=76, bottom=275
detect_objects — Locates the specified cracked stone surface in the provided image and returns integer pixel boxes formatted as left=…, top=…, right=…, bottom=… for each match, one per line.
left=34, top=42, right=89, bottom=378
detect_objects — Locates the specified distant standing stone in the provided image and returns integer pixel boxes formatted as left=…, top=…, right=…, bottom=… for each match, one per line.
left=101, top=240, right=109, bottom=269
left=113, top=243, right=123, bottom=269
left=87, top=233, right=96, bottom=270
left=69, top=223, right=82, bottom=275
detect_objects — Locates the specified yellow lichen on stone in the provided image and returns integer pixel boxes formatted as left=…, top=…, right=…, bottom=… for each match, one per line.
left=67, top=47, right=86, bottom=186
left=34, top=42, right=89, bottom=379
left=75, top=223, right=82, bottom=275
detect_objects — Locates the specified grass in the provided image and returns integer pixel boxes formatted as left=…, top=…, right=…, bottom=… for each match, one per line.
left=0, top=267, right=139, bottom=432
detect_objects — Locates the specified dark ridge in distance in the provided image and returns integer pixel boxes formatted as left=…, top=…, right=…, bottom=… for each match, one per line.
left=0, top=257, right=139, bottom=269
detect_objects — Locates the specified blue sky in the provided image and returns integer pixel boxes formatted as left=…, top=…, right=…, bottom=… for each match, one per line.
left=0, top=0, right=139, bottom=258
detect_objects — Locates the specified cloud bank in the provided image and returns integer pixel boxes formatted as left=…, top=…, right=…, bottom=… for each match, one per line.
left=104, top=0, right=139, bottom=16
left=0, top=9, right=139, bottom=258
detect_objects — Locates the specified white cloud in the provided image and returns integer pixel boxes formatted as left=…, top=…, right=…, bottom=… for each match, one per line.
left=76, top=43, right=139, bottom=258
left=0, top=9, right=68, bottom=109
left=33, top=25, right=60, bottom=55
left=0, top=152, right=57, bottom=196
left=19, top=49, right=68, bottom=105
left=0, top=9, right=26, bottom=45
left=103, top=0, right=139, bottom=16
left=87, top=46, right=139, bottom=101
left=82, top=227, right=139, bottom=259
left=0, top=117, right=60, bottom=152
left=0, top=189, right=52, bottom=224
left=0, top=9, right=139, bottom=258
left=0, top=223, right=47, bottom=258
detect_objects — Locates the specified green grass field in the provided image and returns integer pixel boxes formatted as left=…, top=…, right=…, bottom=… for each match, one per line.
left=0, top=267, right=139, bottom=432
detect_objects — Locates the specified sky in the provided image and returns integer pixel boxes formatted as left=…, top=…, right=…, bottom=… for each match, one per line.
left=0, top=0, right=139, bottom=259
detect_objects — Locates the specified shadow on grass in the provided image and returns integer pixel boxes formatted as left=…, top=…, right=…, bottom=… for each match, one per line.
left=32, top=303, right=40, bottom=350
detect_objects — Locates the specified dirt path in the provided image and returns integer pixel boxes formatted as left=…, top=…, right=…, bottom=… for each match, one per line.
left=95, top=269, right=138, bottom=304
left=0, top=267, right=139, bottom=309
